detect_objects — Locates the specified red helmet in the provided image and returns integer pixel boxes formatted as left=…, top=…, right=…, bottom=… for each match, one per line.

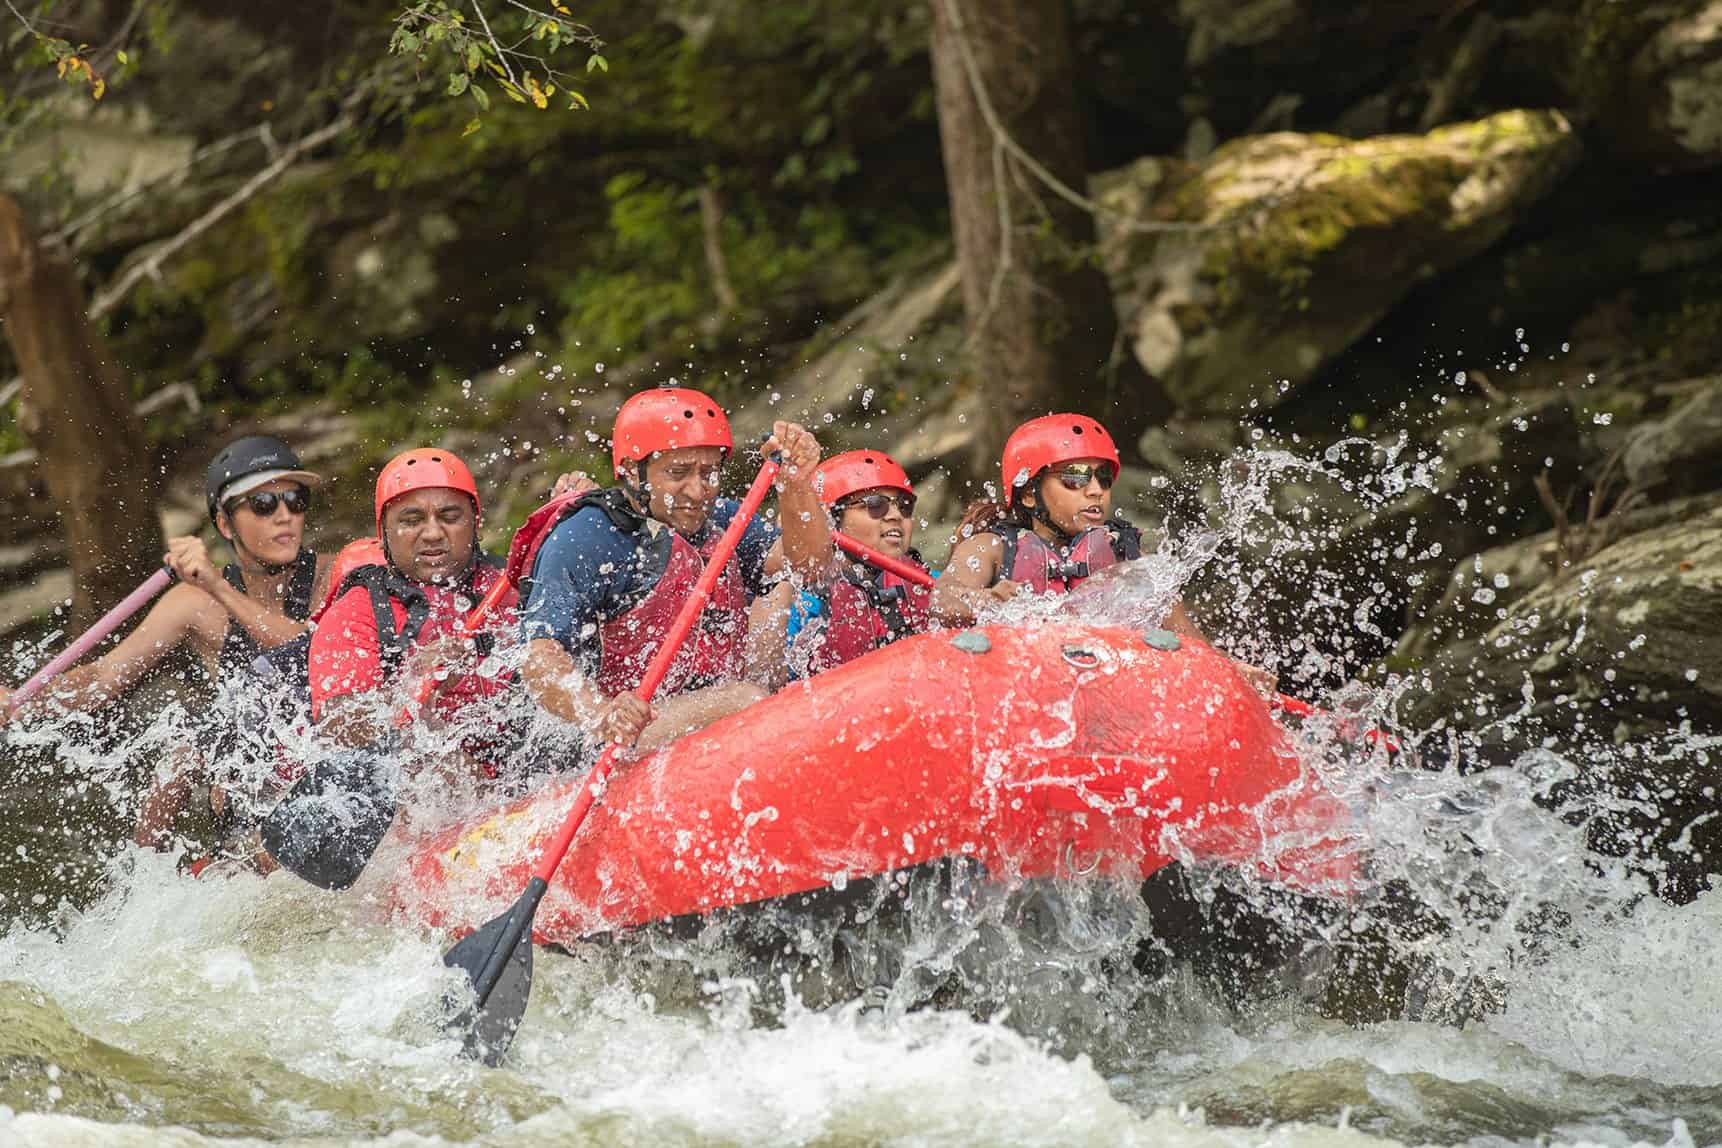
left=1001, top=414, right=1120, bottom=501
left=813, top=450, right=913, bottom=509
left=375, top=447, right=481, bottom=533
left=612, top=387, right=733, bottom=481
left=313, top=537, right=386, bottom=620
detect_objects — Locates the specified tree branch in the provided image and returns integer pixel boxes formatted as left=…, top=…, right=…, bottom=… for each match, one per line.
left=471, top=0, right=516, bottom=85
left=87, top=103, right=356, bottom=321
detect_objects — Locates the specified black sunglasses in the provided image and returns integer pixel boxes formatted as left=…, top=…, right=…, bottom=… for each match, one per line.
left=228, top=485, right=312, bottom=518
left=837, top=491, right=916, bottom=520
left=1049, top=464, right=1115, bottom=492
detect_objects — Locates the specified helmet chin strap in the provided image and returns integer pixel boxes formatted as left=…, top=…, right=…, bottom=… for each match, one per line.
left=1018, top=477, right=1079, bottom=546
left=226, top=520, right=296, bottom=580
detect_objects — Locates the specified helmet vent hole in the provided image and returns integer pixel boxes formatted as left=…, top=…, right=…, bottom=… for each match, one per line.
left=682, top=409, right=695, bottom=419
left=1073, top=426, right=1084, bottom=435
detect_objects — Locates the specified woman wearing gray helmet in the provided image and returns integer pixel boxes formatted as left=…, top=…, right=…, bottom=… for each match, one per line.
left=0, top=435, right=334, bottom=847
left=1, top=435, right=332, bottom=722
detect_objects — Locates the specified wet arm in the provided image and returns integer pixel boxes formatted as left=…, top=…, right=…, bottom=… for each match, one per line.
left=930, top=535, right=1005, bottom=626
left=23, top=586, right=209, bottom=714
left=521, top=638, right=607, bottom=725
left=206, top=577, right=309, bottom=650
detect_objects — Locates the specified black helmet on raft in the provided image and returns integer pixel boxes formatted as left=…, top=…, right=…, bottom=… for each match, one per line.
left=204, top=435, right=324, bottom=525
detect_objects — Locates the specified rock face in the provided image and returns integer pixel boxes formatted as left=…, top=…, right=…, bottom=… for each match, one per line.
left=1405, top=495, right=1722, bottom=737
left=1576, top=0, right=1722, bottom=172
left=1095, top=110, right=1582, bottom=414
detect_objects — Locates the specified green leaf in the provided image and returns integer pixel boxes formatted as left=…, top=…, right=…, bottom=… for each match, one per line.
left=568, top=88, right=590, bottom=110
left=447, top=72, right=469, bottom=96
left=466, top=42, right=482, bottom=72
left=462, top=117, right=482, bottom=137
left=471, top=83, right=490, bottom=110
left=587, top=53, right=608, bottom=73
left=115, top=49, right=128, bottom=66
left=397, top=30, right=421, bottom=54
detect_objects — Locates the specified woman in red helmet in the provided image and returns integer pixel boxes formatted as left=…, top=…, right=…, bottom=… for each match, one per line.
left=308, top=448, right=520, bottom=758
left=518, top=387, right=826, bottom=749
left=942, top=413, right=1203, bottom=634
left=784, top=450, right=933, bottom=677
left=783, top=450, right=1012, bottom=676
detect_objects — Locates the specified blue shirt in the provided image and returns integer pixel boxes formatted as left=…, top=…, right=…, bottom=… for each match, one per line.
left=521, top=498, right=778, bottom=673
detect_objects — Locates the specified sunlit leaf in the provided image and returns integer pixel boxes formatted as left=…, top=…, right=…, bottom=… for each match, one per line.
left=587, top=53, right=607, bottom=73
left=462, top=116, right=482, bottom=137
left=447, top=72, right=469, bottom=96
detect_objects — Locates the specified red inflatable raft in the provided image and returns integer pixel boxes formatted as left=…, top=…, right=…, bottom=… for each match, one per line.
left=383, top=623, right=1361, bottom=947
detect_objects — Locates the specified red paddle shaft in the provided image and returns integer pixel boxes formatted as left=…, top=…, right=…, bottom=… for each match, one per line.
left=1274, top=692, right=1400, bottom=752
left=530, top=456, right=782, bottom=886
left=832, top=532, right=934, bottom=587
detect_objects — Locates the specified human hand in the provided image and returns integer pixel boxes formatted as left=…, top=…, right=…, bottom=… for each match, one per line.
left=1235, top=661, right=1277, bottom=696
left=551, top=470, right=599, bottom=499
left=402, top=633, right=477, bottom=691
left=165, top=536, right=220, bottom=592
left=765, top=421, right=821, bottom=485
left=598, top=692, right=652, bottom=747
left=988, top=580, right=1023, bottom=602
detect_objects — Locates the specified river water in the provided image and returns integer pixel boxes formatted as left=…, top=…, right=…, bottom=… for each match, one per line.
left=3, top=438, right=1719, bottom=1148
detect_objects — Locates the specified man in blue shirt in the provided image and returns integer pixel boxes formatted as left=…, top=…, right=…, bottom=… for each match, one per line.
left=520, top=386, right=826, bottom=750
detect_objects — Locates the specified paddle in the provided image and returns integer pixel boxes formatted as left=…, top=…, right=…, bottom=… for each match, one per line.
left=1273, top=692, right=1400, bottom=753
left=6, top=568, right=175, bottom=717
left=442, top=453, right=782, bottom=1066
left=261, top=568, right=518, bottom=891
left=832, top=531, right=934, bottom=587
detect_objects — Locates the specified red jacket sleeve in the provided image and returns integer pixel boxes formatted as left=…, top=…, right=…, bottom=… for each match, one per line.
left=308, top=586, right=388, bottom=721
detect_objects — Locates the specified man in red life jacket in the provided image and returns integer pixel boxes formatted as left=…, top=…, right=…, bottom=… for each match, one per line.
left=308, top=448, right=519, bottom=761
left=517, top=386, right=825, bottom=749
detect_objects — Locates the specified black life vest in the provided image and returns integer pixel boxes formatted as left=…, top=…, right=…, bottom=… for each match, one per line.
left=216, top=548, right=318, bottom=678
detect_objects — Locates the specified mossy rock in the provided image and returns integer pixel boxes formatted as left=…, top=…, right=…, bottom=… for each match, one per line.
left=1573, top=0, right=1722, bottom=173
left=1095, top=109, right=1581, bottom=414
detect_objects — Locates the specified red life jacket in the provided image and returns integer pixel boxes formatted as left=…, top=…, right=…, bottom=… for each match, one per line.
left=807, top=558, right=932, bottom=675
left=512, top=487, right=751, bottom=699
left=335, top=556, right=517, bottom=720
left=989, top=520, right=1141, bottom=594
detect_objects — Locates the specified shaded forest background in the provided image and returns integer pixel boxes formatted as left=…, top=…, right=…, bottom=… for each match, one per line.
left=4, top=0, right=1722, bottom=777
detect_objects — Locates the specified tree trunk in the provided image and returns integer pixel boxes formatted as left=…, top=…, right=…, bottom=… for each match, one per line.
left=0, top=195, right=163, bottom=626
left=928, top=0, right=1171, bottom=485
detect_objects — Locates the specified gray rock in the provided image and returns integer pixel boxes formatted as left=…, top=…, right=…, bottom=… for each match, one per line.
left=1094, top=110, right=1581, bottom=414
left=1623, top=376, right=1722, bottom=495
left=1405, top=498, right=1722, bottom=738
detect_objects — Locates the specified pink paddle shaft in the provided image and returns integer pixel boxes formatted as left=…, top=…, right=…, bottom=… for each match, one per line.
left=530, top=457, right=782, bottom=887
left=8, top=568, right=175, bottom=713
left=833, top=532, right=935, bottom=587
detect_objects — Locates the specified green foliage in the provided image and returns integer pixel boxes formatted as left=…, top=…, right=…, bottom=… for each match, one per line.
left=389, top=0, right=605, bottom=131
left=3, top=0, right=114, bottom=101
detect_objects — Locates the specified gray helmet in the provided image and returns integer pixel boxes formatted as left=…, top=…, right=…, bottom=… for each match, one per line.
left=205, top=435, right=322, bottom=524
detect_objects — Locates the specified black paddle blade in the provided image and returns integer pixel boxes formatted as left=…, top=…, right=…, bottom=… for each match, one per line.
left=441, top=897, right=538, bottom=1066
left=260, top=745, right=400, bottom=890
